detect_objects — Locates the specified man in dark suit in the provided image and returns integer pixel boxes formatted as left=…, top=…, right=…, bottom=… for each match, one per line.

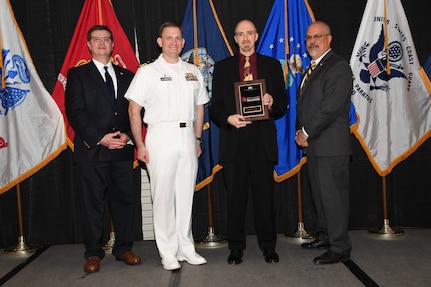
left=211, top=19, right=287, bottom=265
left=295, top=21, right=352, bottom=264
left=65, top=25, right=141, bottom=273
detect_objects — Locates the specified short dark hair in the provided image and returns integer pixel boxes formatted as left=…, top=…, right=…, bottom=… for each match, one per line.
left=158, top=22, right=182, bottom=37
left=87, top=25, right=113, bottom=42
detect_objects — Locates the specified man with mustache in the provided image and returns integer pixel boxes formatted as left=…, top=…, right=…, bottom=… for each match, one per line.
left=295, top=21, right=353, bottom=264
left=211, top=19, right=287, bottom=265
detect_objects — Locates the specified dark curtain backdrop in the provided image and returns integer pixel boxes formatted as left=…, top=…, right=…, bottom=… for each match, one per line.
left=1, top=0, right=430, bottom=248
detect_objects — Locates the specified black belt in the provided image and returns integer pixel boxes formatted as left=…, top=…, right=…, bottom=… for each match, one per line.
left=149, top=122, right=192, bottom=128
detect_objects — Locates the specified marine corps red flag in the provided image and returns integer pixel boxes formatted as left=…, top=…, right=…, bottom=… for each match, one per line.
left=52, top=0, right=141, bottom=149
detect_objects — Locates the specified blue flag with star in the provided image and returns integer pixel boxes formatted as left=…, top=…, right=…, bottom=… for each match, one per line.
left=181, top=0, right=233, bottom=190
left=258, top=0, right=357, bottom=181
left=257, top=0, right=314, bottom=181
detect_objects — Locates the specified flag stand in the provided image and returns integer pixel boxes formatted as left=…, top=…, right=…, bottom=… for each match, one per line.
left=103, top=220, right=115, bottom=253
left=195, top=185, right=226, bottom=248
left=4, top=184, right=39, bottom=256
left=369, top=176, right=403, bottom=238
left=285, top=171, right=315, bottom=240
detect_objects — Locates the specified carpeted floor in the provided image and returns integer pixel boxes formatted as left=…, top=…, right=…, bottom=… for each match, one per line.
left=1, top=229, right=430, bottom=287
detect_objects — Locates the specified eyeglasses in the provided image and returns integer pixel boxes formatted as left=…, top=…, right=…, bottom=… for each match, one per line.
left=305, top=34, right=329, bottom=41
left=91, top=37, right=112, bottom=43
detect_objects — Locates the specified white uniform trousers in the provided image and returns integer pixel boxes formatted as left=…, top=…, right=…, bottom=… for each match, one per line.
left=145, top=123, right=198, bottom=259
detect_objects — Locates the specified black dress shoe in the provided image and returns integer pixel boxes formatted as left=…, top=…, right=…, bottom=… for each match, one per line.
left=313, top=250, right=350, bottom=264
left=301, top=239, right=330, bottom=250
left=227, top=250, right=243, bottom=265
left=263, top=249, right=279, bottom=263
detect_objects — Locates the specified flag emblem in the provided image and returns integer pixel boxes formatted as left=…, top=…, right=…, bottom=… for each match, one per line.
left=181, top=48, right=215, bottom=93
left=354, top=25, right=407, bottom=93
left=1, top=51, right=30, bottom=115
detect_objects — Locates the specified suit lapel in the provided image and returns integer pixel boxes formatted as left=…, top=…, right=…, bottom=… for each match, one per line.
left=87, top=61, right=107, bottom=89
left=300, top=50, right=334, bottom=95
left=113, top=65, right=125, bottom=96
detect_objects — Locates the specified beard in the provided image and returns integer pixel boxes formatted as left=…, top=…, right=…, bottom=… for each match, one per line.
left=239, top=42, right=254, bottom=53
left=307, top=44, right=319, bottom=58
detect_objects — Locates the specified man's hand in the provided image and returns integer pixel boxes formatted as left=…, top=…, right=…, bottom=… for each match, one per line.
left=136, top=145, right=149, bottom=163
left=227, top=114, right=252, bottom=128
left=99, top=131, right=128, bottom=149
left=295, top=130, right=309, bottom=147
left=263, top=93, right=273, bottom=109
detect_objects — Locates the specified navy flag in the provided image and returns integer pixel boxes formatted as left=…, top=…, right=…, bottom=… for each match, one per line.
left=181, top=0, right=233, bottom=190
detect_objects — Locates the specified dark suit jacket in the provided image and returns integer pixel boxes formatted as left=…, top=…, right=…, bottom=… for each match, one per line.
left=65, top=60, right=135, bottom=162
left=210, top=54, right=287, bottom=162
left=297, top=50, right=352, bottom=156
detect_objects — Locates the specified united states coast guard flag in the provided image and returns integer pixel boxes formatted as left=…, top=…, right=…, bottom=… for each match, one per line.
left=181, top=0, right=233, bottom=190
left=0, top=0, right=66, bottom=194
left=351, top=0, right=431, bottom=176
left=257, top=0, right=314, bottom=181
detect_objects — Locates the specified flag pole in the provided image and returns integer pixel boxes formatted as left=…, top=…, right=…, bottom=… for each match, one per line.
left=369, top=175, right=403, bottom=238
left=4, top=183, right=39, bottom=256
left=195, top=184, right=227, bottom=248
left=281, top=0, right=313, bottom=241
left=285, top=169, right=315, bottom=240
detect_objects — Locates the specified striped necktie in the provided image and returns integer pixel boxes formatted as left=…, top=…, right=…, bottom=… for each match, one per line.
left=300, top=61, right=316, bottom=93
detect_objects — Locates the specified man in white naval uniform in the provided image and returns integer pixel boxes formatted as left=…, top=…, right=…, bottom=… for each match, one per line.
left=125, top=22, right=209, bottom=271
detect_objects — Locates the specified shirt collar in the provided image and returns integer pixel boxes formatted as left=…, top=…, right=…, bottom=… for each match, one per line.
left=239, top=52, right=256, bottom=65
left=312, top=49, right=331, bottom=66
left=92, top=59, right=113, bottom=72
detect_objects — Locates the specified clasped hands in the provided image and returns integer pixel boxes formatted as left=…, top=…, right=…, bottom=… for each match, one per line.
left=100, top=131, right=129, bottom=149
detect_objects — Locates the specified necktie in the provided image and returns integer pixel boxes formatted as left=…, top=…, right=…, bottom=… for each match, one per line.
left=104, top=66, right=116, bottom=103
left=244, top=56, right=253, bottom=81
left=300, top=61, right=316, bottom=93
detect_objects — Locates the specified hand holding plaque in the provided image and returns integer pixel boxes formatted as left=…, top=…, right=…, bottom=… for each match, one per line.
left=234, top=79, right=269, bottom=121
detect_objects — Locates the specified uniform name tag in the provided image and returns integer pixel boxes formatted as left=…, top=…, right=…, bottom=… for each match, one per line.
left=160, top=76, right=172, bottom=81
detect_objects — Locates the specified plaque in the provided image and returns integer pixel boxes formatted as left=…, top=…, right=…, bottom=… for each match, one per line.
left=234, top=79, right=269, bottom=121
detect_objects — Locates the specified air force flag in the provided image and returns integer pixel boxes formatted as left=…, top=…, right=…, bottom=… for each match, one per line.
left=257, top=0, right=314, bottom=181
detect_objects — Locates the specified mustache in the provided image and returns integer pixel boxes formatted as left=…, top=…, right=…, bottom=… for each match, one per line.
left=307, top=43, right=319, bottom=49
